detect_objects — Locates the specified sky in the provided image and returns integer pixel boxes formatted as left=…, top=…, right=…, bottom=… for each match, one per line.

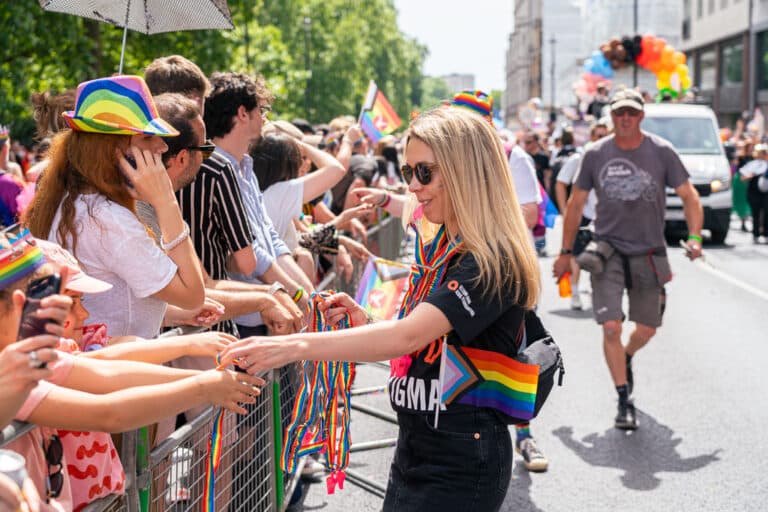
left=393, top=0, right=514, bottom=92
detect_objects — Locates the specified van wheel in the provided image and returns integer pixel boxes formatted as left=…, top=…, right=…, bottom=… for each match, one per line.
left=710, top=229, right=728, bottom=245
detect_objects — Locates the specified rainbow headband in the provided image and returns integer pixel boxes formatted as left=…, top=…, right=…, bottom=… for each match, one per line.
left=0, top=228, right=46, bottom=290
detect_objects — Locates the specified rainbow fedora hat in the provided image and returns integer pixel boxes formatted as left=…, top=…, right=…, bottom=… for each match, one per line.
left=62, top=75, right=178, bottom=137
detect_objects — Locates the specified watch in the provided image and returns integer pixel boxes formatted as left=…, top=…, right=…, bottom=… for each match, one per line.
left=268, top=281, right=288, bottom=296
left=560, top=248, right=573, bottom=255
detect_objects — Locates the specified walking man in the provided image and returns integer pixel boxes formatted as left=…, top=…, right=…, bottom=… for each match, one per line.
left=553, top=88, right=703, bottom=430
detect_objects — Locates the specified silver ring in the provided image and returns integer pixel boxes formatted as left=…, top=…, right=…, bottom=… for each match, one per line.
left=28, top=350, right=41, bottom=368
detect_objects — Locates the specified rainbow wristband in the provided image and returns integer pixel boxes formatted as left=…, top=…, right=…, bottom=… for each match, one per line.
left=687, top=234, right=703, bottom=243
left=292, top=287, right=305, bottom=303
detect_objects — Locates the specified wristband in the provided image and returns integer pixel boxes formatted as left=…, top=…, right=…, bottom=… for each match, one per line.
left=160, top=221, right=190, bottom=252
left=687, top=234, right=703, bottom=243
left=292, top=287, right=305, bottom=303
left=380, top=193, right=392, bottom=208
left=560, top=248, right=573, bottom=255
left=269, top=281, right=287, bottom=296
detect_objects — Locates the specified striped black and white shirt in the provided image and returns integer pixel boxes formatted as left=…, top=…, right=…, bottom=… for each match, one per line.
left=176, top=150, right=255, bottom=335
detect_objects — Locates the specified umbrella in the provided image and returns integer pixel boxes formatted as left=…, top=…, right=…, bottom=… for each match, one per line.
left=39, top=0, right=234, bottom=73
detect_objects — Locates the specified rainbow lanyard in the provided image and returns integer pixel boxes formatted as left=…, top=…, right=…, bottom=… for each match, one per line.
left=281, top=292, right=354, bottom=494
left=398, top=224, right=462, bottom=319
left=390, top=224, right=462, bottom=375
left=202, top=406, right=225, bottom=511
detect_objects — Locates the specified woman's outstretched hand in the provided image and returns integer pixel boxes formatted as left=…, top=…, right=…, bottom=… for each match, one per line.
left=317, top=292, right=369, bottom=327
left=219, top=336, right=296, bottom=375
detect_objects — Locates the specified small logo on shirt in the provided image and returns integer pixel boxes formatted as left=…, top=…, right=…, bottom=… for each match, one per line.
left=452, top=282, right=475, bottom=317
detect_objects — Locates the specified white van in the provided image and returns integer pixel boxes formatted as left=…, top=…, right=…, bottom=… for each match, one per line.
left=641, top=103, right=732, bottom=244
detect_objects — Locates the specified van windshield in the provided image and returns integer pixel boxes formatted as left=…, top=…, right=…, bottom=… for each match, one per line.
left=641, top=116, right=722, bottom=155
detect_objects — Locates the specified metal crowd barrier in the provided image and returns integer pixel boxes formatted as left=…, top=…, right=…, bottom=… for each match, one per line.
left=0, top=213, right=405, bottom=512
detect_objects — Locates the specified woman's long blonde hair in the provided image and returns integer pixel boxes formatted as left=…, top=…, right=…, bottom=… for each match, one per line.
left=408, top=107, right=540, bottom=309
left=24, top=130, right=135, bottom=255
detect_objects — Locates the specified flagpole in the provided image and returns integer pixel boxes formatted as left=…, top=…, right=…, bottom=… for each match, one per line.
left=434, top=337, right=447, bottom=429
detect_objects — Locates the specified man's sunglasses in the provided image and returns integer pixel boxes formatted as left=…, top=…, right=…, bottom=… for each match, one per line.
left=612, top=108, right=642, bottom=117
left=401, top=162, right=437, bottom=185
left=44, top=434, right=64, bottom=502
left=186, top=140, right=216, bottom=159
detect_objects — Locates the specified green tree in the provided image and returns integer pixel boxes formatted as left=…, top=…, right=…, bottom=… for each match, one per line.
left=0, top=0, right=427, bottom=143
left=418, top=76, right=452, bottom=112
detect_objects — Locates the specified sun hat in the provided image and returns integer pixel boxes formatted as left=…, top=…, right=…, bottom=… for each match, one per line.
left=35, top=239, right=112, bottom=294
left=610, top=88, right=644, bottom=112
left=0, top=227, right=46, bottom=291
left=62, top=75, right=178, bottom=137
left=450, top=90, right=494, bottom=123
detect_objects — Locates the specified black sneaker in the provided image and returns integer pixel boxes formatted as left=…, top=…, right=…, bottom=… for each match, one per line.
left=615, top=401, right=638, bottom=430
left=625, top=355, right=634, bottom=396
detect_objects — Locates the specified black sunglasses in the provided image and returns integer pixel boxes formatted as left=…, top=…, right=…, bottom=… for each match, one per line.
left=186, top=140, right=216, bottom=159
left=401, top=162, right=437, bottom=185
left=44, top=434, right=64, bottom=501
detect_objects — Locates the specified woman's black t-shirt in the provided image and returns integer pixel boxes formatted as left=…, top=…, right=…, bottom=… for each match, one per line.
left=388, top=252, right=527, bottom=415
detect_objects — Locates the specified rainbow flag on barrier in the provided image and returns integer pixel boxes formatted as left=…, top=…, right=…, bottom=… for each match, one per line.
left=354, top=258, right=408, bottom=321
left=440, top=343, right=539, bottom=421
left=359, top=81, right=402, bottom=144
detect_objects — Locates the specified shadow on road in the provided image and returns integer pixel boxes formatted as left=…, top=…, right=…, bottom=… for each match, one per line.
left=552, top=409, right=721, bottom=491
left=547, top=307, right=593, bottom=319
left=502, top=463, right=546, bottom=512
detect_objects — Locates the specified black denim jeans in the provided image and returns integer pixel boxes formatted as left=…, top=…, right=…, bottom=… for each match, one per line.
left=383, top=410, right=512, bottom=512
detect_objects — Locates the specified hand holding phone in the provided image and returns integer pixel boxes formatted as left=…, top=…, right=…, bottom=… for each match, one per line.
left=17, top=275, right=63, bottom=360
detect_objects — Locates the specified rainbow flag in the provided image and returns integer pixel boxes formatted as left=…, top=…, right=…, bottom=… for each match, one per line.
left=354, top=258, right=407, bottom=320
left=441, top=344, right=539, bottom=421
left=359, top=81, right=402, bottom=144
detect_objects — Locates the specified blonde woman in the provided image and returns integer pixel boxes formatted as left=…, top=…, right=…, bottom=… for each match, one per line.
left=220, top=107, right=540, bottom=511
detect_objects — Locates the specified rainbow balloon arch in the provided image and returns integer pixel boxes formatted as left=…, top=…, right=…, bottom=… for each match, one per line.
left=574, top=34, right=692, bottom=105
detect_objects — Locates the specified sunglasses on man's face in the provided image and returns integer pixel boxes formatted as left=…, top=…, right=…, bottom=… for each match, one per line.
left=44, top=434, right=64, bottom=501
left=401, top=162, right=437, bottom=185
left=186, top=140, right=216, bottom=160
left=612, top=108, right=642, bottom=118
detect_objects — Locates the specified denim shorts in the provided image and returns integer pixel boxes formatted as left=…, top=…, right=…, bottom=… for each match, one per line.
left=383, top=410, right=512, bottom=512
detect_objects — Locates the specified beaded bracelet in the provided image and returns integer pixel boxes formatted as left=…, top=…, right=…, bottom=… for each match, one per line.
left=160, top=221, right=190, bottom=252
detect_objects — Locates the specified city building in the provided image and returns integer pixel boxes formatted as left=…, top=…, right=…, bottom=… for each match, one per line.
left=440, top=73, right=475, bottom=93
left=681, top=0, right=768, bottom=127
left=505, top=0, right=682, bottom=126
left=505, top=0, right=543, bottom=124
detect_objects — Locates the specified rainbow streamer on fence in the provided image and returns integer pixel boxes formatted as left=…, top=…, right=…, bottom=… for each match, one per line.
left=202, top=406, right=225, bottom=511
left=280, top=292, right=354, bottom=494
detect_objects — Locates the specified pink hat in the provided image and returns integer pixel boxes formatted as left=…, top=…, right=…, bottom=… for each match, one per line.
left=35, top=239, right=112, bottom=294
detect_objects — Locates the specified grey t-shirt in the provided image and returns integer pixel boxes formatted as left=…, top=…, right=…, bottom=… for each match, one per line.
left=575, top=133, right=689, bottom=254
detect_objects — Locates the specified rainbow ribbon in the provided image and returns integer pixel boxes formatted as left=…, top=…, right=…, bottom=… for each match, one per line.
left=390, top=224, right=463, bottom=377
left=202, top=406, right=225, bottom=511
left=280, top=291, right=354, bottom=494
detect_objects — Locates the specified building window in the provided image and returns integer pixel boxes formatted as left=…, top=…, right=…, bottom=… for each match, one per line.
left=686, top=52, right=696, bottom=86
left=758, top=31, right=768, bottom=90
left=708, top=0, right=715, bottom=13
left=720, top=39, right=743, bottom=86
left=721, top=0, right=728, bottom=8
left=697, top=0, right=703, bottom=17
left=699, top=47, right=716, bottom=90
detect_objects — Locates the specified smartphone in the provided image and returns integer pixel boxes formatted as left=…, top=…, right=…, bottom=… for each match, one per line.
left=121, top=154, right=136, bottom=189
left=17, top=274, right=63, bottom=349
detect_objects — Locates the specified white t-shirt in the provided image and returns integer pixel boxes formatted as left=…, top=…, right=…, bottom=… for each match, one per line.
left=263, top=179, right=304, bottom=250
left=508, top=145, right=542, bottom=206
left=49, top=194, right=176, bottom=338
left=557, top=152, right=597, bottom=220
